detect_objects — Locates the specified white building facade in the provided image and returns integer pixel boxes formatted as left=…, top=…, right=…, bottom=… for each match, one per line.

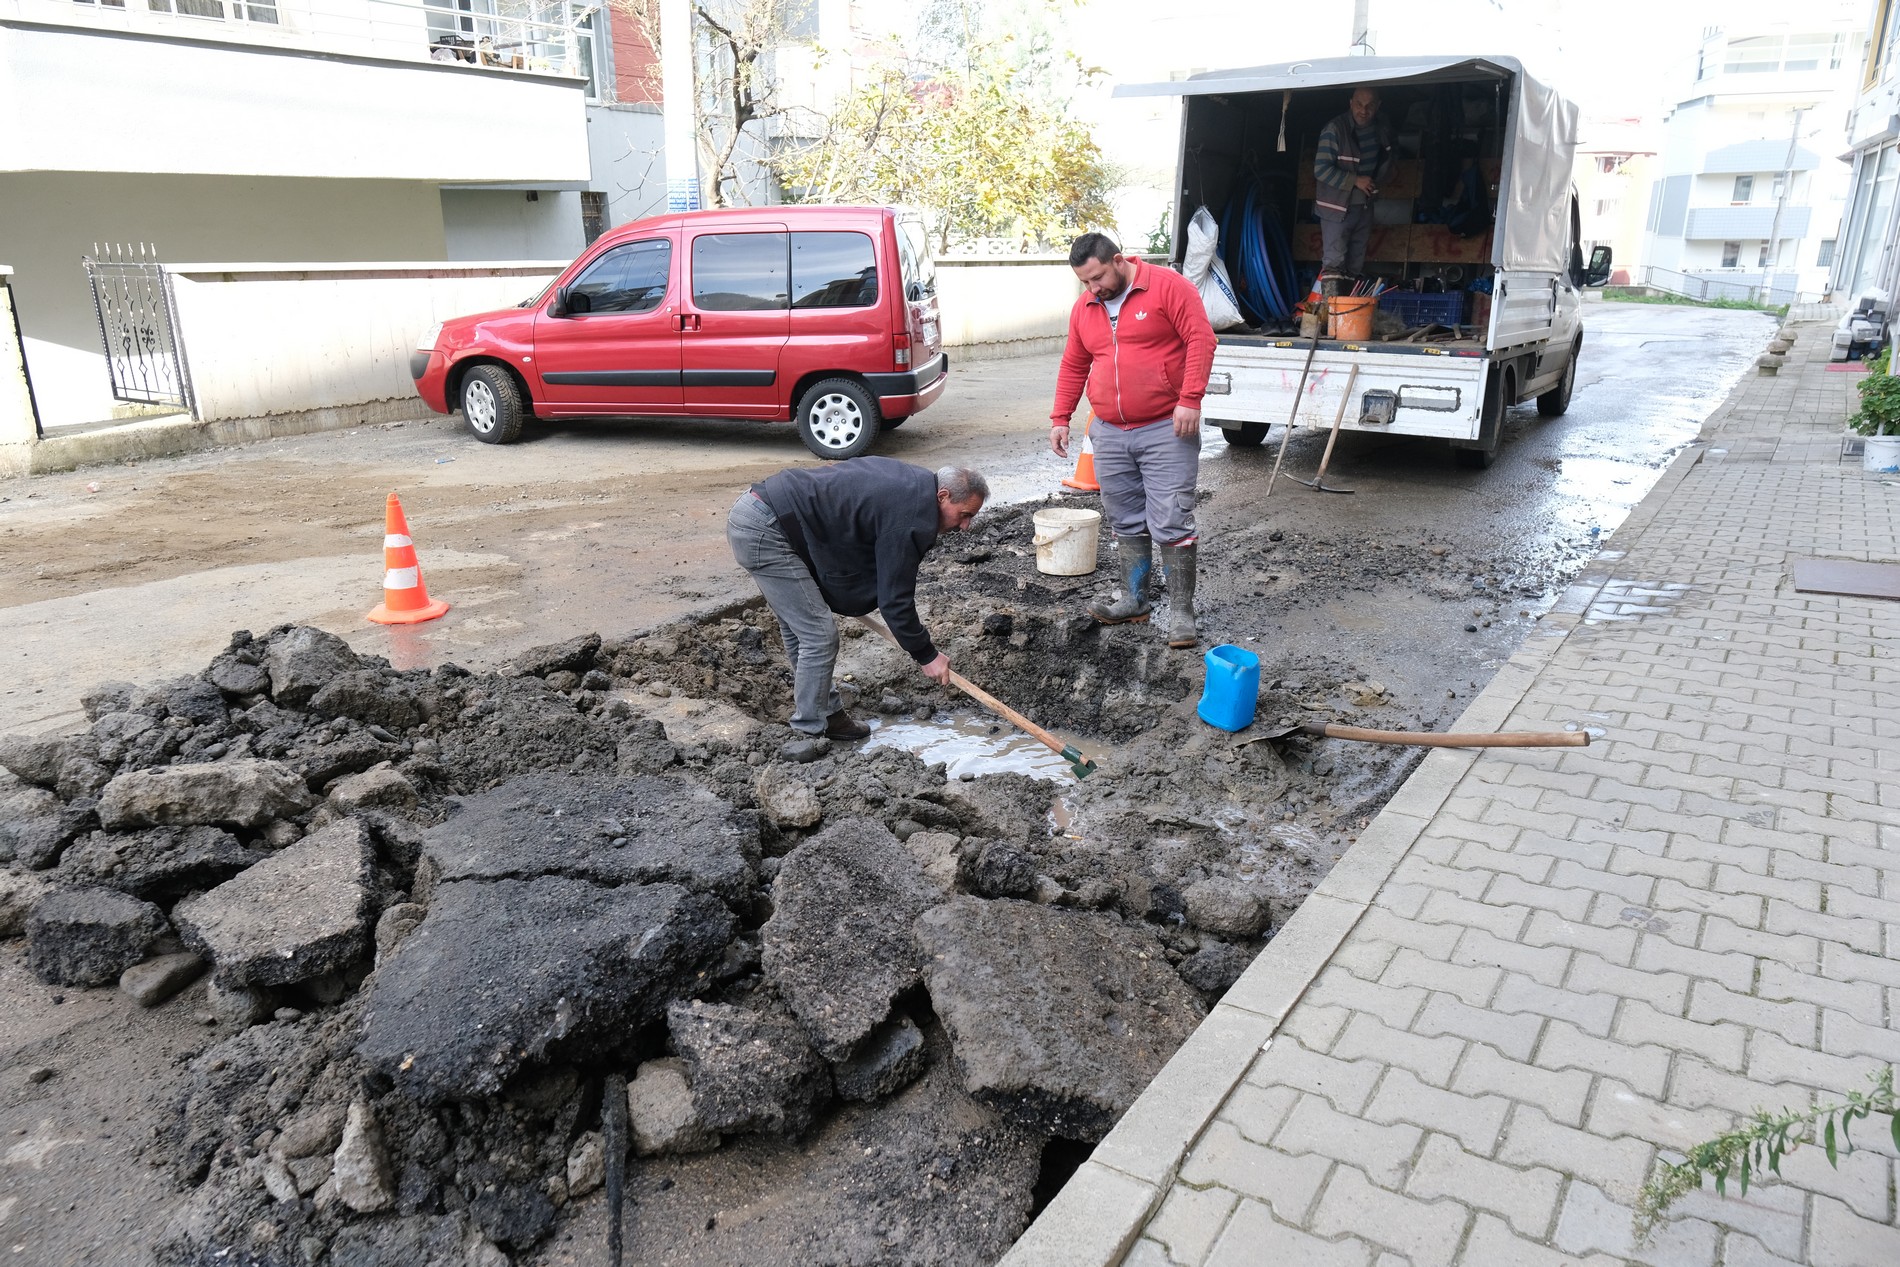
left=1641, top=12, right=1864, bottom=303
left=0, top=0, right=661, bottom=430
left=1832, top=0, right=1900, bottom=303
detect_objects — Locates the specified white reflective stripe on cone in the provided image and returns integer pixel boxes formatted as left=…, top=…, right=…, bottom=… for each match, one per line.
left=384, top=534, right=413, bottom=549
left=384, top=567, right=420, bottom=589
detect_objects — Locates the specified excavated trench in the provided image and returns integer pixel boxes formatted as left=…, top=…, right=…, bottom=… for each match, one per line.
left=0, top=499, right=1483, bottom=1267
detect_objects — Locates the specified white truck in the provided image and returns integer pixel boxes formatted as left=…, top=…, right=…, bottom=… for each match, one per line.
left=1118, top=54, right=1611, bottom=468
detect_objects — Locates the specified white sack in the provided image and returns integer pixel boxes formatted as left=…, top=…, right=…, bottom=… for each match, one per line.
left=1183, top=206, right=1245, bottom=330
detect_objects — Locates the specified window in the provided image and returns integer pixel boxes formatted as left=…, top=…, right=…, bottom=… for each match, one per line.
left=1723, top=35, right=1781, bottom=74
left=155, top=0, right=273, bottom=19
left=576, top=10, right=610, bottom=101
left=1594, top=199, right=1615, bottom=216
left=1758, top=243, right=1771, bottom=267
left=692, top=233, right=789, bottom=311
left=897, top=219, right=937, bottom=298
left=791, top=232, right=878, bottom=309
left=1732, top=175, right=1754, bottom=203
left=1722, top=241, right=1741, bottom=267
left=1818, top=238, right=1837, bottom=266
left=580, top=191, right=608, bottom=247
left=571, top=238, right=670, bottom=314
left=1772, top=174, right=1785, bottom=200
left=146, top=0, right=279, bottom=20
left=1783, top=32, right=1841, bottom=71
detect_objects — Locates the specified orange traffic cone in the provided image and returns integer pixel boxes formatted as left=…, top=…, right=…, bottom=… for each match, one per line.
left=1062, top=410, right=1101, bottom=492
left=367, top=492, right=450, bottom=625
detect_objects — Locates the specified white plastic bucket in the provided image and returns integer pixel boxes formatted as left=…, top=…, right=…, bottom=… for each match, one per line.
left=1864, top=434, right=1900, bottom=474
left=1032, top=507, right=1101, bottom=576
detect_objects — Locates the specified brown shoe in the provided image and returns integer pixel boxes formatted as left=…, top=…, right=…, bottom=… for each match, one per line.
left=824, top=710, right=871, bottom=741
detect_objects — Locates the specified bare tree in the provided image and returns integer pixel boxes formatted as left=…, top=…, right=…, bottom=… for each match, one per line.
left=610, top=0, right=809, bottom=207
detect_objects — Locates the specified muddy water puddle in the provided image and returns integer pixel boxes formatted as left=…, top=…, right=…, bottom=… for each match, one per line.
left=865, top=711, right=1094, bottom=835
left=866, top=711, right=1086, bottom=782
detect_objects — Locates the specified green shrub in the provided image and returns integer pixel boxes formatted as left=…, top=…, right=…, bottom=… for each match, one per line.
left=1850, top=348, right=1900, bottom=436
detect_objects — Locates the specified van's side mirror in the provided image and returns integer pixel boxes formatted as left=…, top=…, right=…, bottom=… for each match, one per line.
left=1584, top=245, right=1613, bottom=288
left=553, top=287, right=591, bottom=317
left=906, top=280, right=926, bottom=303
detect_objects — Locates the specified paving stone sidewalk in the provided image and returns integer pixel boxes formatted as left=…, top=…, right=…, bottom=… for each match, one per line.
left=1003, top=320, right=1900, bottom=1267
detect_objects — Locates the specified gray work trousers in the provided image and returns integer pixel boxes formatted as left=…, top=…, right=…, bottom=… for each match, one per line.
left=1320, top=204, right=1374, bottom=274
left=727, top=492, right=840, bottom=735
left=1091, top=417, right=1200, bottom=544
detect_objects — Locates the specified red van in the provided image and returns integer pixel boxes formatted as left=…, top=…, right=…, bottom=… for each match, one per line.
left=411, top=205, right=947, bottom=459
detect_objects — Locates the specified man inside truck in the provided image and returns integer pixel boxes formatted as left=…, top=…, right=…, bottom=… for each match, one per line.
left=1050, top=232, right=1217, bottom=649
left=1313, top=86, right=1396, bottom=288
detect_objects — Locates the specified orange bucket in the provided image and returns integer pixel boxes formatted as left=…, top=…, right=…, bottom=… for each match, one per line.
left=1327, top=296, right=1377, bottom=341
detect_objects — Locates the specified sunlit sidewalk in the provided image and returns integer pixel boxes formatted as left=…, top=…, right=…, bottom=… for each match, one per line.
left=1005, top=321, right=1900, bottom=1267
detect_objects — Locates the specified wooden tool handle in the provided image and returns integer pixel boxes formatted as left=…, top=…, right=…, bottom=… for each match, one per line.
left=857, top=615, right=1091, bottom=764
left=944, top=670, right=1070, bottom=752
left=1311, top=723, right=1590, bottom=748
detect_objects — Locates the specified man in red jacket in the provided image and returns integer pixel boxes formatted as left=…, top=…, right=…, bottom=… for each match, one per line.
left=1051, top=233, right=1217, bottom=647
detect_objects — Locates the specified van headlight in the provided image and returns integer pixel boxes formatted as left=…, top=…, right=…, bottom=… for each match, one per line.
left=416, top=322, right=444, bottom=352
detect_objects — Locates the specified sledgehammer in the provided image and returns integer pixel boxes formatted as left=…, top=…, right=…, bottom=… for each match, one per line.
left=856, top=615, right=1099, bottom=779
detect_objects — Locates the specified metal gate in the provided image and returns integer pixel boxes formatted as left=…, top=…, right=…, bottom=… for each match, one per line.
left=83, top=243, right=193, bottom=412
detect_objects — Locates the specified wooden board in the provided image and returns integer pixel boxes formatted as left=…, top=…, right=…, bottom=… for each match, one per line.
left=1791, top=558, right=1900, bottom=601
left=1289, top=223, right=1492, bottom=266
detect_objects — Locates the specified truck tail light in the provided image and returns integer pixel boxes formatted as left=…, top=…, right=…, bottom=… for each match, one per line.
left=893, top=333, right=911, bottom=368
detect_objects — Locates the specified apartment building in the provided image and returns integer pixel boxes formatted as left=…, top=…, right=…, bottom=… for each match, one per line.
left=1641, top=9, right=1863, bottom=302
left=0, top=0, right=661, bottom=429
left=1576, top=116, right=1656, bottom=280
left=1833, top=0, right=1900, bottom=301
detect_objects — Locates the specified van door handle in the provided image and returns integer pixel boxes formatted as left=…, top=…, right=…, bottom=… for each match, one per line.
left=676, top=314, right=700, bottom=332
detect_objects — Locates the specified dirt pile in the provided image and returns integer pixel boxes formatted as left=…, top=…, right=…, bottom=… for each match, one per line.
left=0, top=607, right=1335, bottom=1267
left=0, top=489, right=1482, bottom=1264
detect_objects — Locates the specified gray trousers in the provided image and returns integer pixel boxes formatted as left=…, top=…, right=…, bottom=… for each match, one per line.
left=727, top=492, right=841, bottom=735
left=1320, top=205, right=1374, bottom=274
left=1091, top=418, right=1199, bottom=544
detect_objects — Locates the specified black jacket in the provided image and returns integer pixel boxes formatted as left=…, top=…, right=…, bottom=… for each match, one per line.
left=753, top=457, right=942, bottom=663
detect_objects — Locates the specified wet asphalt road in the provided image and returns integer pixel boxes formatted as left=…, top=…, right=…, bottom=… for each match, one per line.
left=0, top=301, right=1775, bottom=1267
left=0, top=300, right=1773, bottom=737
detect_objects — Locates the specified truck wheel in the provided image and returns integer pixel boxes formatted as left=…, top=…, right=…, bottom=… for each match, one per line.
left=796, top=378, right=880, bottom=460
left=1220, top=422, right=1269, bottom=447
left=1537, top=338, right=1581, bottom=416
left=461, top=365, right=526, bottom=445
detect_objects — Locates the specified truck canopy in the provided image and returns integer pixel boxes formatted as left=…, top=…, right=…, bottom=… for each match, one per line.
left=1116, top=55, right=1578, bottom=275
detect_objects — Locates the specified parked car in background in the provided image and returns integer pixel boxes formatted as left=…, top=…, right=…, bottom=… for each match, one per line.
left=411, top=205, right=948, bottom=459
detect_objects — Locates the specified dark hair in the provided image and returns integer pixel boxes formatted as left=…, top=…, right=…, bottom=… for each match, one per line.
left=1068, top=233, right=1120, bottom=267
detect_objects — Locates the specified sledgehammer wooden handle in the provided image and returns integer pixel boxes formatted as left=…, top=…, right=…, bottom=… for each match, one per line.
left=1309, top=723, right=1590, bottom=748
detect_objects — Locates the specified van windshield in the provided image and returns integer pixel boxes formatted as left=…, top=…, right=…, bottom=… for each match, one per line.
left=898, top=219, right=937, bottom=299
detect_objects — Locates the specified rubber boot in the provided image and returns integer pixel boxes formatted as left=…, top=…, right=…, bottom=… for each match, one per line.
left=1087, top=534, right=1153, bottom=625
left=1158, top=542, right=1198, bottom=648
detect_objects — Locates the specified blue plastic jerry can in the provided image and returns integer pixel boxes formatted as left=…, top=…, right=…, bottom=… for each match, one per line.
left=1197, top=644, right=1261, bottom=732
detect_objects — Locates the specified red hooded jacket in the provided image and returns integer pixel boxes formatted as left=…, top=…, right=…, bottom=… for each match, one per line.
left=1050, top=259, right=1217, bottom=430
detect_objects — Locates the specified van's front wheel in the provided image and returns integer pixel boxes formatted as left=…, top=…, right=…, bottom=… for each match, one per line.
left=461, top=365, right=526, bottom=445
left=796, top=378, right=881, bottom=459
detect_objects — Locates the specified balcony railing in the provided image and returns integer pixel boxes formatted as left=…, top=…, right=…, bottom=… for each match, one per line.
left=5, top=0, right=597, bottom=77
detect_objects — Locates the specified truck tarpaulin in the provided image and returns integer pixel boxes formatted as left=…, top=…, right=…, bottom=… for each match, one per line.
left=1114, top=54, right=1580, bottom=274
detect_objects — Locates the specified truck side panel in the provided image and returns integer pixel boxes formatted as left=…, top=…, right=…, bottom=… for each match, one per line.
left=1204, top=344, right=1489, bottom=440
left=1490, top=269, right=1561, bottom=351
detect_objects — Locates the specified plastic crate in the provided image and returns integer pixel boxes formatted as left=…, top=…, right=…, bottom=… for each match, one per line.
left=1378, top=290, right=1467, bottom=328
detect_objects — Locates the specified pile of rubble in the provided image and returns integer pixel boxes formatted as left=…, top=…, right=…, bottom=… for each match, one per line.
left=0, top=614, right=1305, bottom=1266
